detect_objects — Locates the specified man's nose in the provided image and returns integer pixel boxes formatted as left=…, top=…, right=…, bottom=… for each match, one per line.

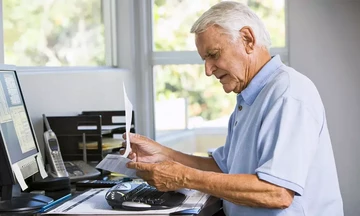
left=205, top=60, right=216, bottom=76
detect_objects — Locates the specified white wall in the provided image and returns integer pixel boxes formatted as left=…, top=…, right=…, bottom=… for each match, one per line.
left=17, top=68, right=135, bottom=155
left=288, top=1, right=360, bottom=215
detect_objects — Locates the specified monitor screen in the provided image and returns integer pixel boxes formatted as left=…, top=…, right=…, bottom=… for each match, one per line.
left=0, top=66, right=44, bottom=181
left=0, top=66, right=51, bottom=213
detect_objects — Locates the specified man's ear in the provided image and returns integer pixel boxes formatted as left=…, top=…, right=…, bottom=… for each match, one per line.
left=239, top=26, right=256, bottom=54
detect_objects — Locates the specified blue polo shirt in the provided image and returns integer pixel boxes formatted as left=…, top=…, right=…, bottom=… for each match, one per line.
left=212, top=55, right=343, bottom=216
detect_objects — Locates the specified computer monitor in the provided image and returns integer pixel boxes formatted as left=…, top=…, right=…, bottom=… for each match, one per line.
left=0, top=65, right=52, bottom=213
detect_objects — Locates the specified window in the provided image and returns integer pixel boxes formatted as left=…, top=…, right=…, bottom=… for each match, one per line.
left=3, top=0, right=105, bottom=66
left=154, top=64, right=236, bottom=135
left=153, top=0, right=286, bottom=51
left=153, top=0, right=287, bottom=140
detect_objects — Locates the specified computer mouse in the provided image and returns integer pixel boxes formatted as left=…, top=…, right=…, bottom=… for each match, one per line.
left=116, top=182, right=131, bottom=190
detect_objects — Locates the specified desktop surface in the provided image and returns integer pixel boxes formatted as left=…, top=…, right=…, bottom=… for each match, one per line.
left=41, top=180, right=221, bottom=216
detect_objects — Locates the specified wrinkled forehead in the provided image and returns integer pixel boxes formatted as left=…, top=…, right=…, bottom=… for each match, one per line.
left=195, top=26, right=231, bottom=52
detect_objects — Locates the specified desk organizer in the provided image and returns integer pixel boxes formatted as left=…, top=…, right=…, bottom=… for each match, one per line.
left=45, top=110, right=135, bottom=162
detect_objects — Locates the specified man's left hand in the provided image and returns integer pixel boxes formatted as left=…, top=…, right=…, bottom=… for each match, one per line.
left=127, top=160, right=188, bottom=191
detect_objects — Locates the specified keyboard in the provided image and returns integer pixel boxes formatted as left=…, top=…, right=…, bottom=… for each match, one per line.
left=76, top=179, right=130, bottom=191
left=105, top=183, right=186, bottom=210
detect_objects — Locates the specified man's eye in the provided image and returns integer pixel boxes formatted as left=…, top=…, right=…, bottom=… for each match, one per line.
left=209, top=52, right=219, bottom=59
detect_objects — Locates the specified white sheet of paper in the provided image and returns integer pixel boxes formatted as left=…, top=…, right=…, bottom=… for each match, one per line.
left=36, top=155, right=48, bottom=179
left=96, top=154, right=137, bottom=178
left=45, top=188, right=209, bottom=215
left=12, top=164, right=28, bottom=190
left=121, top=83, right=133, bottom=158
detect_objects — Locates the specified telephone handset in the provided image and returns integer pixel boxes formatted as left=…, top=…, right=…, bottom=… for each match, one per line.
left=43, top=114, right=69, bottom=178
left=43, top=114, right=101, bottom=181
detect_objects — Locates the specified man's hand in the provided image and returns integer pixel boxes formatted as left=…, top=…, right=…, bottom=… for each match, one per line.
left=127, top=160, right=190, bottom=191
left=122, top=133, right=172, bottom=163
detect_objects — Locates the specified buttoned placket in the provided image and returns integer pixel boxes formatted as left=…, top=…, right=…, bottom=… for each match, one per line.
left=234, top=97, right=243, bottom=127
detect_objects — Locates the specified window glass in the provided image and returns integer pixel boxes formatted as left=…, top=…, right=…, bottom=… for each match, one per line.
left=3, top=0, right=105, bottom=66
left=154, top=65, right=236, bottom=136
left=153, top=0, right=285, bottom=51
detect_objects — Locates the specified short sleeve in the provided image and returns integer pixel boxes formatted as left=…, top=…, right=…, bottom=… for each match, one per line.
left=255, top=97, right=321, bottom=196
left=212, top=146, right=228, bottom=173
left=212, top=112, right=236, bottom=174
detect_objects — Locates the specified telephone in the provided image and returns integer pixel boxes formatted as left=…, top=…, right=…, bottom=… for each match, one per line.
left=43, top=114, right=68, bottom=178
left=43, top=114, right=100, bottom=181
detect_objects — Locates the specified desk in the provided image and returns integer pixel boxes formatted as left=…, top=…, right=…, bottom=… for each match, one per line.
left=173, top=196, right=222, bottom=216
left=40, top=189, right=222, bottom=216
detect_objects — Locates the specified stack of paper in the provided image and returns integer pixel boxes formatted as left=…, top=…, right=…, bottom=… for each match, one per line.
left=44, top=188, right=209, bottom=215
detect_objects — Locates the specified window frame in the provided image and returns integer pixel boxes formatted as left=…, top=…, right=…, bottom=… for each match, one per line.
left=152, top=47, right=288, bottom=65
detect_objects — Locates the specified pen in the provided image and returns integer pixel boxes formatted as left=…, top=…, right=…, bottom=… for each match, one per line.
left=37, top=193, right=72, bottom=213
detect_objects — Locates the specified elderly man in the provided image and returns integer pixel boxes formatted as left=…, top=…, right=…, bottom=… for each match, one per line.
left=125, top=1, right=343, bottom=216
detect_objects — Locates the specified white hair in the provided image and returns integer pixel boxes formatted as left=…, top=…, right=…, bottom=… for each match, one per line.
left=190, top=1, right=271, bottom=49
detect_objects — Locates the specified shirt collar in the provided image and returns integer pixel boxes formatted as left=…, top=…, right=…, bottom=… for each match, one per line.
left=239, top=55, right=283, bottom=105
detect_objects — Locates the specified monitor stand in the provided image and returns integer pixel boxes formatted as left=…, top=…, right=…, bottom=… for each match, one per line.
left=0, top=184, right=53, bottom=213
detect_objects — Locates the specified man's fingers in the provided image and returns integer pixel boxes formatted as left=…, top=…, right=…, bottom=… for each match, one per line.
left=128, top=152, right=136, bottom=161
left=145, top=179, right=155, bottom=187
left=123, top=133, right=154, bottom=144
left=127, top=161, right=152, bottom=170
left=123, top=132, right=137, bottom=140
left=127, top=161, right=143, bottom=170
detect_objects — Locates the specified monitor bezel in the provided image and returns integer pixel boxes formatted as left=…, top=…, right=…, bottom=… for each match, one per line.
left=0, top=64, right=47, bottom=189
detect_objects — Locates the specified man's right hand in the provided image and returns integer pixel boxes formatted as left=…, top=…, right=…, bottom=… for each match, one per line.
left=122, top=133, right=172, bottom=163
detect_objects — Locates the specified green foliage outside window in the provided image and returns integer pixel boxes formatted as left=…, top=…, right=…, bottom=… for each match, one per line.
left=3, top=0, right=105, bottom=66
